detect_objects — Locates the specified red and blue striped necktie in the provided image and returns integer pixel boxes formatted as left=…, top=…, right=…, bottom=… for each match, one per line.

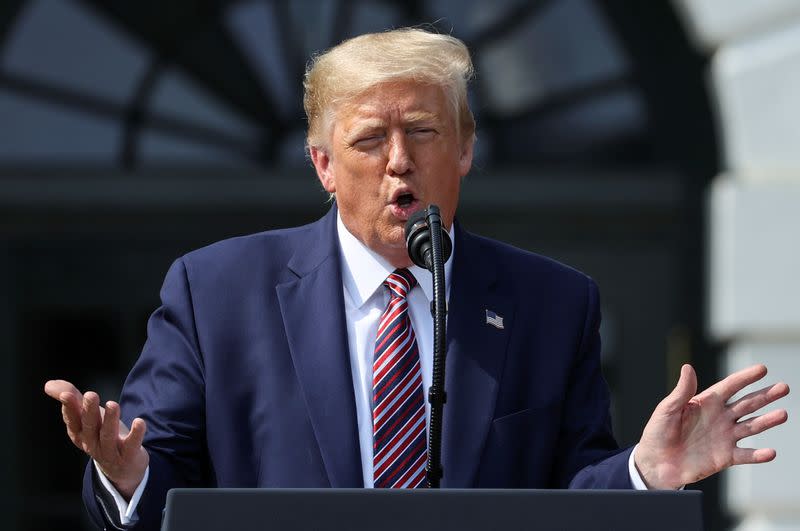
left=372, top=268, right=428, bottom=488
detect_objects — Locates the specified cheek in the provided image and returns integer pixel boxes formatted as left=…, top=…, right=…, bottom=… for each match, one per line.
left=338, top=156, right=386, bottom=190
left=333, top=169, right=388, bottom=217
left=443, top=179, right=462, bottom=209
left=429, top=170, right=461, bottom=219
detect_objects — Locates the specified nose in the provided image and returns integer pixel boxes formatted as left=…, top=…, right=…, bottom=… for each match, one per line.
left=386, top=132, right=415, bottom=176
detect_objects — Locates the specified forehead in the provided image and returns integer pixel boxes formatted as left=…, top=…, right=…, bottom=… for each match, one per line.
left=335, top=81, right=452, bottom=129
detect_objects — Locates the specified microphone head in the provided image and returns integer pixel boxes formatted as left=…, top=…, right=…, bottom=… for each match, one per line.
left=405, top=210, right=430, bottom=269
left=404, top=208, right=453, bottom=270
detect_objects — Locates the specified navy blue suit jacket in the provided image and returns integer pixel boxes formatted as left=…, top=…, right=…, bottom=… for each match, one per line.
left=83, top=207, right=633, bottom=530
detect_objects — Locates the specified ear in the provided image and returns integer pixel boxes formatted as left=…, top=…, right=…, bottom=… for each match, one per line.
left=458, top=135, right=474, bottom=177
left=309, top=146, right=335, bottom=193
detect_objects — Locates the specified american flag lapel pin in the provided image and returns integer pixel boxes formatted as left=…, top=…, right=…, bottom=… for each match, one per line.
left=485, top=309, right=504, bottom=329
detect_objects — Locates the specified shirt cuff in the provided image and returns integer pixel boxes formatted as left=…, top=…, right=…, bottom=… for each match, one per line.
left=628, top=444, right=649, bottom=490
left=93, top=461, right=149, bottom=525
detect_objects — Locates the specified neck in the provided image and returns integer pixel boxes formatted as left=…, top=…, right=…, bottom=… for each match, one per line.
left=384, top=250, right=414, bottom=270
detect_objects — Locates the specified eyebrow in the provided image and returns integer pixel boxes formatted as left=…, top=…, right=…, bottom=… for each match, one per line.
left=403, top=111, right=440, bottom=124
left=345, top=111, right=442, bottom=138
left=345, top=119, right=385, bottom=138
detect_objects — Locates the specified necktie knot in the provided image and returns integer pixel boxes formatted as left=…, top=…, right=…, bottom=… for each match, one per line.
left=384, top=268, right=417, bottom=300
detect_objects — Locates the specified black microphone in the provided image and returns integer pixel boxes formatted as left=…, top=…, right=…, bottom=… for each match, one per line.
left=404, top=208, right=452, bottom=271
left=404, top=205, right=450, bottom=488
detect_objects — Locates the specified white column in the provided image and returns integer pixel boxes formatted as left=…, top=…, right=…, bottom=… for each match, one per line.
left=675, top=1, right=800, bottom=529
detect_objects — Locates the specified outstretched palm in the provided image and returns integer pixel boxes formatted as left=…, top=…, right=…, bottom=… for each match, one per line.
left=44, top=379, right=149, bottom=500
left=635, top=364, right=789, bottom=490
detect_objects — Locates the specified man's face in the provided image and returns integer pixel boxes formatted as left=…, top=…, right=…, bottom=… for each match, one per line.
left=310, top=80, right=474, bottom=268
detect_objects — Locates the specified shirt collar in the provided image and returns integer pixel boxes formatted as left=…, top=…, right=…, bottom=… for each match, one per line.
left=337, top=211, right=454, bottom=308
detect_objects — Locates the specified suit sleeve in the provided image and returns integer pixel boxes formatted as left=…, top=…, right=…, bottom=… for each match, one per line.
left=554, top=277, right=634, bottom=489
left=83, top=258, right=212, bottom=530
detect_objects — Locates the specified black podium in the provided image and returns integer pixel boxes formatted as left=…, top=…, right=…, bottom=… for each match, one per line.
left=161, top=488, right=703, bottom=531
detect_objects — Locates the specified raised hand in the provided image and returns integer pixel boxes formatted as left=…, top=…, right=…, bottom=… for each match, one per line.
left=44, top=379, right=149, bottom=500
left=634, top=364, right=789, bottom=490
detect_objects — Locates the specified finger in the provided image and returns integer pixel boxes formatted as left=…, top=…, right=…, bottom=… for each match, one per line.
left=59, top=391, right=84, bottom=439
left=710, top=364, right=768, bottom=402
left=121, top=418, right=147, bottom=459
left=80, top=392, right=102, bottom=455
left=53, top=384, right=85, bottom=438
left=729, top=382, right=790, bottom=418
left=660, top=364, right=698, bottom=413
left=98, top=401, right=122, bottom=462
left=44, top=379, right=81, bottom=401
left=734, top=409, right=789, bottom=440
left=733, top=446, right=777, bottom=465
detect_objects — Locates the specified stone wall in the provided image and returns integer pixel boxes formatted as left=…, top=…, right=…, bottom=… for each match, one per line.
left=676, top=1, right=800, bottom=529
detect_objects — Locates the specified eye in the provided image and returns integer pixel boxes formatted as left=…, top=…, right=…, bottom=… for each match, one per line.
left=352, top=134, right=383, bottom=148
left=408, top=127, right=437, bottom=140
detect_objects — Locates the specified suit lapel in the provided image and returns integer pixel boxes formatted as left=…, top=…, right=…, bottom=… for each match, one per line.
left=442, top=227, right=513, bottom=487
left=276, top=208, right=363, bottom=487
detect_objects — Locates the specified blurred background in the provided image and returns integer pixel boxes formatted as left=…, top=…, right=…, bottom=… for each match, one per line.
left=1, top=1, right=797, bottom=530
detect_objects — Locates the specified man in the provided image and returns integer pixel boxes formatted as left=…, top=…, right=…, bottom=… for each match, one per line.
left=45, top=28, right=789, bottom=530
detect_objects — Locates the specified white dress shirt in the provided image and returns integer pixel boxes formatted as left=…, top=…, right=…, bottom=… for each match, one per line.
left=336, top=212, right=453, bottom=487
left=100, top=212, right=648, bottom=524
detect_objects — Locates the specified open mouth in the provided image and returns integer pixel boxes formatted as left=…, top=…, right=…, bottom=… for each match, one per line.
left=396, top=193, right=414, bottom=207
left=389, top=191, right=420, bottom=220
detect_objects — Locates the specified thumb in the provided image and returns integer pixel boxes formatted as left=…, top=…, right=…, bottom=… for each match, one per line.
left=660, top=364, right=697, bottom=413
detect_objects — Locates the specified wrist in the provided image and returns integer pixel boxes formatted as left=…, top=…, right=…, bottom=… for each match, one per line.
left=94, top=450, right=149, bottom=502
left=95, top=465, right=142, bottom=501
left=109, top=477, right=139, bottom=501
left=633, top=449, right=682, bottom=490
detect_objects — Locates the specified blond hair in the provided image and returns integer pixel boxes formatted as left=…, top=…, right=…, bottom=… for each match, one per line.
left=303, top=27, right=475, bottom=150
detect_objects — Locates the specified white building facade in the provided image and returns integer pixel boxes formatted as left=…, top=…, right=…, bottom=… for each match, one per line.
left=676, top=1, right=800, bottom=529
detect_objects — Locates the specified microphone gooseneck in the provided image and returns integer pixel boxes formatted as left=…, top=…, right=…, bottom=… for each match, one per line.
left=404, top=205, right=450, bottom=488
